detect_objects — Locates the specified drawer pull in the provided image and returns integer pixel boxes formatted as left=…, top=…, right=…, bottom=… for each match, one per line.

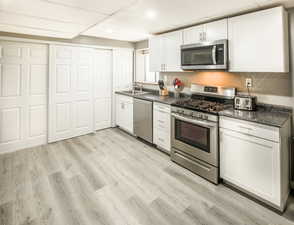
left=158, top=109, right=168, bottom=114
left=158, top=120, right=165, bottom=123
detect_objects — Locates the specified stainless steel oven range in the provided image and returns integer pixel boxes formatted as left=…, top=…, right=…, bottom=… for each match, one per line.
left=170, top=84, right=235, bottom=184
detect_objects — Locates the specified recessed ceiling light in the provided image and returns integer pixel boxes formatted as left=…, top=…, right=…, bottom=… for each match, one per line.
left=106, top=29, right=113, bottom=34
left=145, top=10, right=157, bottom=20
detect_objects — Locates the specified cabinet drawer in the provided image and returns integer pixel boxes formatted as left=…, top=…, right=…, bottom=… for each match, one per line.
left=116, top=94, right=133, bottom=104
left=220, top=116, right=280, bottom=142
left=154, top=128, right=170, bottom=151
left=154, top=102, right=171, bottom=113
left=154, top=111, right=170, bottom=128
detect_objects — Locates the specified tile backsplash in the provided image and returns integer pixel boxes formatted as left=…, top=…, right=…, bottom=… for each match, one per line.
left=159, top=71, right=292, bottom=97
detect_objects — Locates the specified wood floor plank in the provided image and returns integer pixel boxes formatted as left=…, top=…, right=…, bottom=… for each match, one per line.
left=150, top=198, right=194, bottom=225
left=50, top=142, right=80, bottom=178
left=63, top=140, right=105, bottom=191
left=32, top=177, right=62, bottom=225
left=13, top=196, right=38, bottom=225
left=0, top=153, right=14, bottom=205
left=0, top=128, right=293, bottom=225
left=48, top=172, right=90, bottom=225
left=94, top=182, right=140, bottom=225
left=124, top=195, right=169, bottom=225
left=0, top=201, right=13, bottom=225
left=38, top=145, right=60, bottom=175
left=70, top=175, right=113, bottom=225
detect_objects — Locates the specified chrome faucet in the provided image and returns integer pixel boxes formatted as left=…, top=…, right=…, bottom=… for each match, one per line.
left=132, top=83, right=143, bottom=93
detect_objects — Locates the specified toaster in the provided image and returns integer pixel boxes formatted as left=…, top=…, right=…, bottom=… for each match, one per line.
left=234, top=95, right=257, bottom=111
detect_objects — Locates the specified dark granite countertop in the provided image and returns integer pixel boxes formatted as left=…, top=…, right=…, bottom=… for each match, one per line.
left=115, top=90, right=187, bottom=105
left=116, top=90, right=292, bottom=127
left=219, top=105, right=292, bottom=128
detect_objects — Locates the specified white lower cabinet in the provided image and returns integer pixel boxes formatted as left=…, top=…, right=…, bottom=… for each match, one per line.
left=220, top=116, right=290, bottom=211
left=115, top=94, right=133, bottom=134
left=153, top=102, right=171, bottom=152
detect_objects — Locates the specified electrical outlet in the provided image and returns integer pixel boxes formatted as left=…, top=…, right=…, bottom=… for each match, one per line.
left=245, top=78, right=252, bottom=88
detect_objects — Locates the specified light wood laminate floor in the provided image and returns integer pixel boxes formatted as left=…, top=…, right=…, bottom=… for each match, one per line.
left=0, top=128, right=294, bottom=225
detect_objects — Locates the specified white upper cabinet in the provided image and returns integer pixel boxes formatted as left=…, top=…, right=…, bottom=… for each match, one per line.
left=183, top=25, right=204, bottom=45
left=204, top=19, right=228, bottom=42
left=228, top=6, right=289, bottom=72
left=149, top=30, right=183, bottom=72
left=162, top=30, right=183, bottom=72
left=149, top=35, right=162, bottom=72
left=183, top=19, right=227, bottom=44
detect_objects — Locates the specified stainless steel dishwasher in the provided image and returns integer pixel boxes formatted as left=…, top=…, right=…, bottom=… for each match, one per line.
left=133, top=98, right=153, bottom=143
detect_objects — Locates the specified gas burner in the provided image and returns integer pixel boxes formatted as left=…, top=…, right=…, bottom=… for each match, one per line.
left=173, top=98, right=229, bottom=113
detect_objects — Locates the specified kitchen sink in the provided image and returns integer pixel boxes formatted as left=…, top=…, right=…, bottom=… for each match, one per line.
left=122, top=90, right=149, bottom=95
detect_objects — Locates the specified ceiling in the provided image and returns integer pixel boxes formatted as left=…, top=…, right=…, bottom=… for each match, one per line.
left=0, top=0, right=294, bottom=42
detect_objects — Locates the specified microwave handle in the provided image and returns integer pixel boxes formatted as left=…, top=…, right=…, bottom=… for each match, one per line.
left=212, top=45, right=217, bottom=65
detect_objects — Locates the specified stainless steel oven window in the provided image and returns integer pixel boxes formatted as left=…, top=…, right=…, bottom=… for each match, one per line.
left=175, top=119, right=210, bottom=153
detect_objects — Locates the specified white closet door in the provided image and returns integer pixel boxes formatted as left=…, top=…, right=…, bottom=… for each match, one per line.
left=93, top=49, right=112, bottom=130
left=113, top=49, right=133, bottom=91
left=49, top=45, right=94, bottom=143
left=0, top=41, right=48, bottom=153
left=73, top=47, right=94, bottom=136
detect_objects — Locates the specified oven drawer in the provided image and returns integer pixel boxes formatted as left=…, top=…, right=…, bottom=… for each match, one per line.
left=219, top=116, right=280, bottom=142
left=171, top=149, right=219, bottom=184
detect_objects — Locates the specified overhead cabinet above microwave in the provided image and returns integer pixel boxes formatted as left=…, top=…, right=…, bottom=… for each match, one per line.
left=148, top=6, right=289, bottom=73
left=183, top=19, right=228, bottom=44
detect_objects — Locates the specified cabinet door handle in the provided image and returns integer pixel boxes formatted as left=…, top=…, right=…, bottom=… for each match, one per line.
left=238, top=125, right=253, bottom=130
left=158, top=109, right=168, bottom=114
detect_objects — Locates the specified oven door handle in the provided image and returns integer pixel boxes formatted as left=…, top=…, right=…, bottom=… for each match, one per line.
left=171, top=113, right=217, bottom=128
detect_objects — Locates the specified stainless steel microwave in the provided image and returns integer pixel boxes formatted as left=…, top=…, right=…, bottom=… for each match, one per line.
left=181, top=39, right=228, bottom=70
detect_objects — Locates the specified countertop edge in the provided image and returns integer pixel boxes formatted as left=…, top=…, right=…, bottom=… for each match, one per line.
left=219, top=112, right=291, bottom=128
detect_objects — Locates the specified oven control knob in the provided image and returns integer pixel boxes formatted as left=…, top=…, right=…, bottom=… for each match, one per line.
left=203, top=115, right=208, bottom=120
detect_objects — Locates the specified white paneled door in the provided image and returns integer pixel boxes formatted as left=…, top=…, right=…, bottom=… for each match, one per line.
left=93, top=49, right=112, bottom=130
left=0, top=41, right=48, bottom=153
left=49, top=45, right=94, bottom=143
left=113, top=49, right=133, bottom=91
